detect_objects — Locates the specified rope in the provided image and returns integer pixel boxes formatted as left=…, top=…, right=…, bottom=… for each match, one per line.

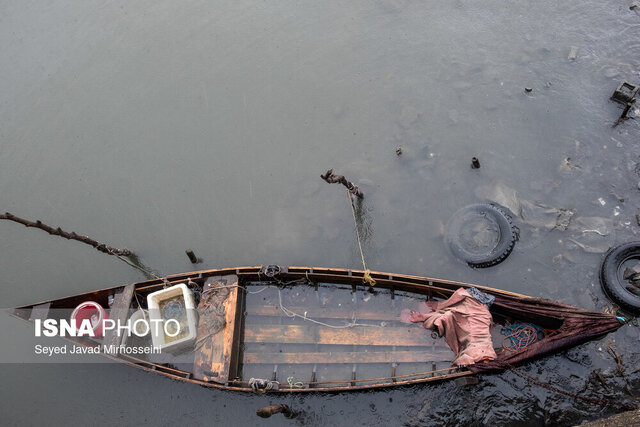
left=107, top=249, right=171, bottom=287
left=347, top=189, right=376, bottom=286
left=248, top=377, right=279, bottom=392
left=501, top=323, right=542, bottom=352
left=287, top=377, right=304, bottom=389
left=277, top=288, right=381, bottom=329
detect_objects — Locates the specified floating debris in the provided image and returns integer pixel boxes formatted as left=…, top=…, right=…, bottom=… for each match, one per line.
left=611, top=82, right=639, bottom=123
left=525, top=87, right=533, bottom=93
left=559, top=157, right=580, bottom=172
left=185, top=249, right=202, bottom=264
left=475, top=182, right=521, bottom=216
left=611, top=82, right=638, bottom=104
left=566, top=216, right=615, bottom=253
left=396, top=146, right=403, bottom=156
left=471, top=157, right=481, bottom=169
left=568, top=46, right=579, bottom=60
left=256, top=404, right=293, bottom=419
left=520, top=200, right=575, bottom=231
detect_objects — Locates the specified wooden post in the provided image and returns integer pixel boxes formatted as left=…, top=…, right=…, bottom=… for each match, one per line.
left=185, top=249, right=200, bottom=264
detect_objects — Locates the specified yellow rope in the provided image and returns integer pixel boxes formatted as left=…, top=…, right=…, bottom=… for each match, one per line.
left=347, top=189, right=376, bottom=286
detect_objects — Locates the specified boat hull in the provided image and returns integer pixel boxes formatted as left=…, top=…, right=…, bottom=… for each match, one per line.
left=11, top=266, right=622, bottom=392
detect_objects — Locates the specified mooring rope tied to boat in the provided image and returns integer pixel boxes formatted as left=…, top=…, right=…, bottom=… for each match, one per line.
left=347, top=189, right=376, bottom=287
left=107, top=248, right=171, bottom=286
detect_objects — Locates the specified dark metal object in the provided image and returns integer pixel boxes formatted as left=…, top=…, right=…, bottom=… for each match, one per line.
left=471, top=157, right=480, bottom=169
left=611, top=82, right=638, bottom=105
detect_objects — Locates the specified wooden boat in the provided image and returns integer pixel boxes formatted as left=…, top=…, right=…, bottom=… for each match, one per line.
left=10, top=266, right=622, bottom=392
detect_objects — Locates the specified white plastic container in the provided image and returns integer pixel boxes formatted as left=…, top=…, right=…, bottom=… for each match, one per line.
left=147, top=283, right=198, bottom=353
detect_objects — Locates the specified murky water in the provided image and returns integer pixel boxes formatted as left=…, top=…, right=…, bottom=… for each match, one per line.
left=1, top=0, right=639, bottom=425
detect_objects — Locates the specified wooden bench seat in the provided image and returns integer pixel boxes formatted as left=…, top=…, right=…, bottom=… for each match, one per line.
left=193, top=275, right=242, bottom=384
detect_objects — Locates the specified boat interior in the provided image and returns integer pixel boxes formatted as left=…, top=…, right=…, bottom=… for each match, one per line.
left=12, top=266, right=562, bottom=392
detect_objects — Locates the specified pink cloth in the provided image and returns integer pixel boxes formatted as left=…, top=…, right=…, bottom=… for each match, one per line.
left=408, top=288, right=497, bottom=366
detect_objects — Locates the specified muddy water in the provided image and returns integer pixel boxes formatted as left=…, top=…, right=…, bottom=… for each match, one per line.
left=1, top=0, right=639, bottom=425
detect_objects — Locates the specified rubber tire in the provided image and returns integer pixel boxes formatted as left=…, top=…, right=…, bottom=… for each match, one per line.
left=445, top=203, right=517, bottom=268
left=600, top=242, right=640, bottom=313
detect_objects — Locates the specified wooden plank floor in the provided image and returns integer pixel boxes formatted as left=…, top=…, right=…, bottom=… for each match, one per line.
left=241, top=285, right=449, bottom=370
left=243, top=324, right=434, bottom=347
left=247, top=305, right=398, bottom=321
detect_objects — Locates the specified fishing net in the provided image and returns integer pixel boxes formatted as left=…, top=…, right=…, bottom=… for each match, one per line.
left=468, top=293, right=623, bottom=374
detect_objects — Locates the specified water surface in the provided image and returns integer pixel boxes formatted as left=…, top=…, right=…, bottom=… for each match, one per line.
left=1, top=0, right=639, bottom=425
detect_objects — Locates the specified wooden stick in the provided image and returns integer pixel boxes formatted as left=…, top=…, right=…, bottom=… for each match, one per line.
left=0, top=212, right=133, bottom=257
left=320, top=169, right=363, bottom=198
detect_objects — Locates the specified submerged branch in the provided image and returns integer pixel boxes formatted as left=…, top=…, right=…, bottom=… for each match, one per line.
left=320, top=169, right=363, bottom=198
left=0, top=212, right=134, bottom=257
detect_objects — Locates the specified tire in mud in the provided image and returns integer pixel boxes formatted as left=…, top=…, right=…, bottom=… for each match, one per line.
left=600, top=242, right=640, bottom=313
left=444, top=203, right=517, bottom=268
